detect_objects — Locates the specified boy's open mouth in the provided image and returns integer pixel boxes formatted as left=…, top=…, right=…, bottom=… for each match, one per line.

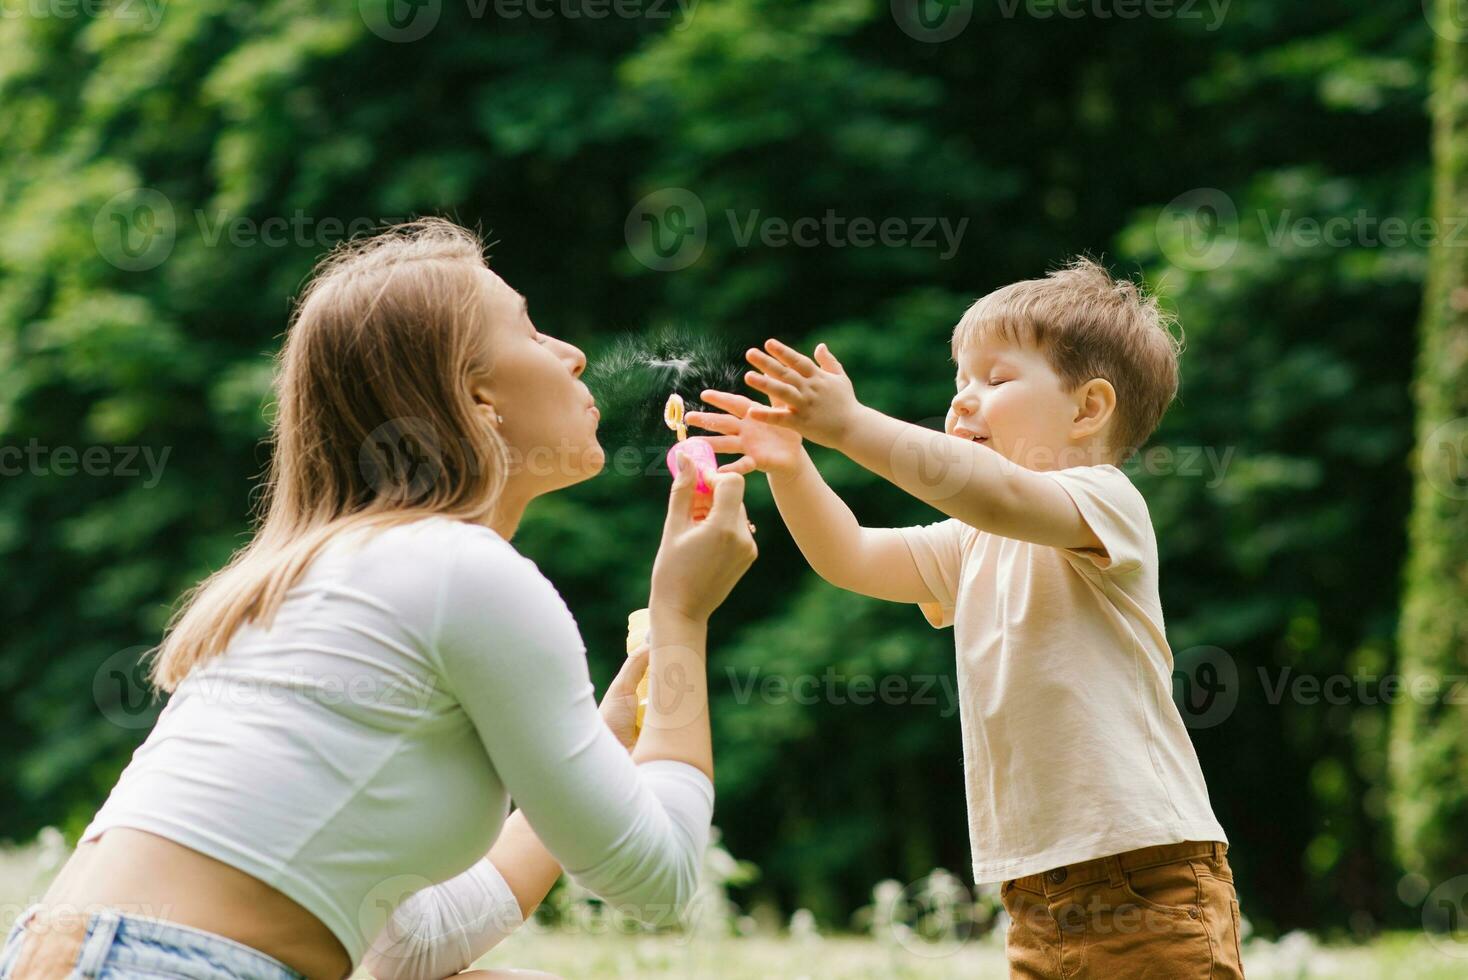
left=952, top=428, right=988, bottom=444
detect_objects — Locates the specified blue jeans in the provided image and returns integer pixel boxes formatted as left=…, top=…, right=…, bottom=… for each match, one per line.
left=0, top=904, right=307, bottom=980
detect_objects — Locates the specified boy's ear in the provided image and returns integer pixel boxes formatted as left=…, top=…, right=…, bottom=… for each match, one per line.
left=1071, top=378, right=1117, bottom=442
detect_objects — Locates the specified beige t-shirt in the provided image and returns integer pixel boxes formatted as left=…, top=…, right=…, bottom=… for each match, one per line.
left=899, top=464, right=1226, bottom=883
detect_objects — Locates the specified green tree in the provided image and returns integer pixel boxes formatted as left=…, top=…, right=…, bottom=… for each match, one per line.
left=0, top=0, right=1442, bottom=937
left=1388, top=0, right=1468, bottom=886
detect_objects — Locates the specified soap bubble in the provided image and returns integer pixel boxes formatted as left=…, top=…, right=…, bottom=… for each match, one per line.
left=584, top=325, right=743, bottom=449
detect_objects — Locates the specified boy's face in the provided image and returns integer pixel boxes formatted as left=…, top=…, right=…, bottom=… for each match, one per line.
left=946, top=338, right=1083, bottom=471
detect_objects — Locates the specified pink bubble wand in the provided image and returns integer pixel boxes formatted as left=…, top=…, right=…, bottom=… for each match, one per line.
left=662, top=393, right=716, bottom=518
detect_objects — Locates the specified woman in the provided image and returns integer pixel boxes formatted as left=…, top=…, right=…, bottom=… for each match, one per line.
left=0, top=219, right=756, bottom=980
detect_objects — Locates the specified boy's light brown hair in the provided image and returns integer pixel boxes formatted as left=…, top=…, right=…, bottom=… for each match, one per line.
left=952, top=257, right=1183, bottom=459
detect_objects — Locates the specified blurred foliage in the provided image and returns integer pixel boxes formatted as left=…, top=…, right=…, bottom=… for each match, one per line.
left=0, top=0, right=1444, bottom=939
left=1389, top=0, right=1468, bottom=894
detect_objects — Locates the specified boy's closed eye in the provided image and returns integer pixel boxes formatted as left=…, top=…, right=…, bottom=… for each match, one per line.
left=954, top=373, right=1011, bottom=388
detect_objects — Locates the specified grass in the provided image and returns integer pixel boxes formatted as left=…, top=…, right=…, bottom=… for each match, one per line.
left=464, top=925, right=1468, bottom=979
left=474, top=929, right=1009, bottom=978
left=4, top=833, right=1466, bottom=979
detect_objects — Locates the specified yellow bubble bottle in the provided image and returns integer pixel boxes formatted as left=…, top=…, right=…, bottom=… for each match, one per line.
left=627, top=607, right=651, bottom=736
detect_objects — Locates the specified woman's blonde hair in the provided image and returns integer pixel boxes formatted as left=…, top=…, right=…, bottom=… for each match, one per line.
left=148, top=218, right=511, bottom=691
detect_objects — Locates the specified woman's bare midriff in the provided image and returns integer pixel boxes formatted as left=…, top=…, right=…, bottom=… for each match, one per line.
left=34, top=828, right=351, bottom=980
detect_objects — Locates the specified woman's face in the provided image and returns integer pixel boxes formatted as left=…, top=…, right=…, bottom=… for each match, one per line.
left=470, top=268, right=604, bottom=497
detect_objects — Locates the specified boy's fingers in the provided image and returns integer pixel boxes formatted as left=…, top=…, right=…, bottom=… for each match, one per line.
left=685, top=411, right=739, bottom=436
left=700, top=389, right=755, bottom=418
left=746, top=404, right=796, bottom=427
left=719, top=456, right=758, bottom=475
left=764, top=338, right=817, bottom=377
left=814, top=342, right=845, bottom=375
left=747, top=348, right=802, bottom=385
left=701, top=435, right=743, bottom=454
left=745, top=370, right=801, bottom=404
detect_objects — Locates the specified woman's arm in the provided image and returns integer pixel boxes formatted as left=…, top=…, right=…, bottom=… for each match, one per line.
left=629, top=609, right=711, bottom=779
left=422, top=481, right=739, bottom=927
left=360, top=856, right=524, bottom=980
left=484, top=811, right=558, bottom=921
left=488, top=643, right=650, bottom=919
left=361, top=647, right=651, bottom=980
left=630, top=460, right=754, bottom=782
left=430, top=465, right=751, bottom=927
left=433, top=540, right=706, bottom=922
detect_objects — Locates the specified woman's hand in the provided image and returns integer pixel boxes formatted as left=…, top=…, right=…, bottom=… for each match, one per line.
left=686, top=389, right=806, bottom=478
left=599, top=642, right=650, bottom=751
left=649, top=455, right=758, bottom=623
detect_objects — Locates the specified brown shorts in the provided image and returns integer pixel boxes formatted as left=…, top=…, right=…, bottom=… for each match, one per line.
left=1001, top=841, right=1245, bottom=979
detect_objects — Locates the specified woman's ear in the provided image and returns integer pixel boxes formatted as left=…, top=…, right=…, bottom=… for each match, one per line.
left=1071, top=378, right=1117, bottom=441
left=468, top=383, right=503, bottom=426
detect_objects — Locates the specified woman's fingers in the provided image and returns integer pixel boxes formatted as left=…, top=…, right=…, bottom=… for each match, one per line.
left=614, top=645, right=650, bottom=693
left=764, top=338, right=818, bottom=377
left=603, top=643, right=648, bottom=704
left=665, top=453, right=696, bottom=531
left=706, top=471, right=749, bottom=526
left=600, top=642, right=648, bottom=750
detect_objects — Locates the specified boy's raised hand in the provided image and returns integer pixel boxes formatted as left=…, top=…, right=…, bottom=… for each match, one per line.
left=686, top=390, right=804, bottom=477
left=740, top=339, right=861, bottom=448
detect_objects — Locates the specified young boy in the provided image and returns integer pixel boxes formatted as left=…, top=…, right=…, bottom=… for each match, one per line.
left=691, top=259, right=1243, bottom=978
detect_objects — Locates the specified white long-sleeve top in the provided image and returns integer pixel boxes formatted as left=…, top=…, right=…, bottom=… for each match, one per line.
left=360, top=856, right=524, bottom=980
left=81, top=516, right=713, bottom=972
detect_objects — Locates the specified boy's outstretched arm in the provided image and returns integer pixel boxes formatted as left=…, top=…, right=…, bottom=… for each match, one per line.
left=741, top=339, right=1103, bottom=554
left=687, top=390, right=933, bottom=604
